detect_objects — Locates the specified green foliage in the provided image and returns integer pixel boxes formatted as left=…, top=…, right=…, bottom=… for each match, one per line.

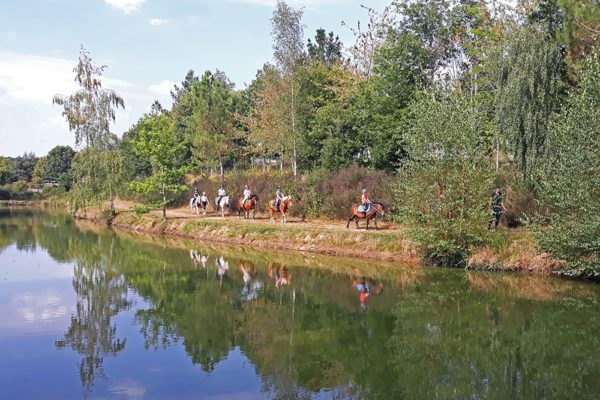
left=307, top=28, right=342, bottom=67
left=12, top=152, right=37, bottom=182
left=535, top=53, right=600, bottom=278
left=69, top=141, right=124, bottom=214
left=492, top=23, right=566, bottom=180
left=187, top=71, right=237, bottom=179
left=129, top=113, right=188, bottom=218
left=0, top=157, right=15, bottom=185
left=43, top=145, right=76, bottom=190
left=396, top=93, right=495, bottom=266
left=52, top=47, right=125, bottom=148
left=131, top=205, right=151, bottom=216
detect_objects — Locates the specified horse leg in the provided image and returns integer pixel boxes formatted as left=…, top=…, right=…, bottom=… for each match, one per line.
left=270, top=209, right=274, bottom=223
left=366, top=218, right=369, bottom=230
left=374, top=217, right=378, bottom=230
left=346, top=215, right=354, bottom=229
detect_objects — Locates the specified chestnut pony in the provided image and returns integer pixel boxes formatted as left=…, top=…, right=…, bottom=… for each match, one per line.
left=268, top=195, right=293, bottom=224
left=237, top=194, right=259, bottom=219
left=346, top=202, right=385, bottom=230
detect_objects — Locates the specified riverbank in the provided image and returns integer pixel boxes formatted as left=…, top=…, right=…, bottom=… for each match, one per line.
left=14, top=198, right=565, bottom=275
left=68, top=200, right=562, bottom=275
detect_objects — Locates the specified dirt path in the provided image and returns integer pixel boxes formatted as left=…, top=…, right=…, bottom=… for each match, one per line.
left=151, top=204, right=401, bottom=234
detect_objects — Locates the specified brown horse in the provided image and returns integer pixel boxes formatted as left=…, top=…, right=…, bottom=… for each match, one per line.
left=346, top=202, right=385, bottom=230
left=237, top=194, right=259, bottom=219
left=268, top=196, right=293, bottom=224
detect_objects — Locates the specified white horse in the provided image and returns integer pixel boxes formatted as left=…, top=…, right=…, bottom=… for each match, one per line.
left=190, top=197, right=199, bottom=214
left=215, top=196, right=229, bottom=217
left=190, top=197, right=208, bottom=215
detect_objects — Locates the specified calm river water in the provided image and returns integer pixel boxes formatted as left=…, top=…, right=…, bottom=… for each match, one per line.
left=0, top=208, right=598, bottom=400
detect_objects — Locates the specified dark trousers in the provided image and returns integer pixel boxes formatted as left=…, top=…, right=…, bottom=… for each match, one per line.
left=488, top=210, right=502, bottom=228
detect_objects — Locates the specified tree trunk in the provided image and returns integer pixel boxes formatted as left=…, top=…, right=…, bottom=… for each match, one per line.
left=219, top=157, right=224, bottom=185
left=291, top=78, right=297, bottom=177
left=162, top=184, right=167, bottom=219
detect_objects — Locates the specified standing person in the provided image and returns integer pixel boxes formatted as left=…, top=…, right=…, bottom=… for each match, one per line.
left=242, top=185, right=252, bottom=207
left=200, top=191, right=208, bottom=211
left=488, top=185, right=507, bottom=230
left=216, top=185, right=226, bottom=208
left=274, top=186, right=284, bottom=210
left=361, top=188, right=371, bottom=215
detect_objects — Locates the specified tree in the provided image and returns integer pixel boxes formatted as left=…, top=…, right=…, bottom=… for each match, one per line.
left=43, top=145, right=76, bottom=190
left=492, top=23, right=566, bottom=180
left=32, top=157, right=46, bottom=188
left=53, top=47, right=125, bottom=212
left=129, top=113, right=188, bottom=218
left=53, top=47, right=124, bottom=149
left=0, top=156, right=15, bottom=185
left=188, top=71, right=237, bottom=183
left=396, top=92, right=495, bottom=266
left=247, top=65, right=292, bottom=170
left=12, top=152, right=37, bottom=182
left=535, top=53, right=600, bottom=278
left=271, top=0, right=305, bottom=176
left=307, top=28, right=343, bottom=67
left=70, top=137, right=124, bottom=216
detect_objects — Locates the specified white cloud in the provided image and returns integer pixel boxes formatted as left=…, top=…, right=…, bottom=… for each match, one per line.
left=104, top=0, right=146, bottom=14
left=0, top=51, right=151, bottom=156
left=149, top=18, right=169, bottom=26
left=149, top=80, right=175, bottom=97
left=225, top=0, right=340, bottom=7
left=109, top=379, right=147, bottom=400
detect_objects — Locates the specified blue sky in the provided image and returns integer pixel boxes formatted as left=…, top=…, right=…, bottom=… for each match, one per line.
left=0, top=0, right=389, bottom=157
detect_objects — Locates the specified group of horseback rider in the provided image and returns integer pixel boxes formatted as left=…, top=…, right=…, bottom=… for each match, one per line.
left=192, top=184, right=288, bottom=211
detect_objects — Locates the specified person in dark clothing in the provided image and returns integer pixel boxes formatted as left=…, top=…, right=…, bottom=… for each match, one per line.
left=488, top=186, right=507, bottom=230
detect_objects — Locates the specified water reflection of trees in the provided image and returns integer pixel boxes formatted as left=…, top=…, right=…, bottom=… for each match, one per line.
left=55, top=236, right=131, bottom=395
left=4, top=209, right=600, bottom=399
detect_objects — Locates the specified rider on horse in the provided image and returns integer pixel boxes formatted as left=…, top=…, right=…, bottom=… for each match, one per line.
left=193, top=188, right=200, bottom=206
left=242, top=185, right=252, bottom=207
left=361, top=188, right=371, bottom=215
left=274, top=186, right=284, bottom=210
left=216, top=185, right=226, bottom=208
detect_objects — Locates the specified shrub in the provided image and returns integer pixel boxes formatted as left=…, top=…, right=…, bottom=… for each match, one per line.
left=395, top=91, right=496, bottom=267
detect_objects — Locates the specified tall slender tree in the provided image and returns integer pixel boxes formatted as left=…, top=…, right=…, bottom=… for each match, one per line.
left=271, top=0, right=305, bottom=176
left=53, top=47, right=125, bottom=214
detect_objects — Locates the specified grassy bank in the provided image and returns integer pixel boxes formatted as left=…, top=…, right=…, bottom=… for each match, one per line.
left=100, top=208, right=564, bottom=276
left=112, top=212, right=421, bottom=264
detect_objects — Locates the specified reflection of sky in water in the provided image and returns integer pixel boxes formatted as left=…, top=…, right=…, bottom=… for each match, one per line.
left=0, top=244, right=76, bottom=337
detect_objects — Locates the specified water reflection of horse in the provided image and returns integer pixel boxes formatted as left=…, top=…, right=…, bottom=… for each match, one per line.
left=238, top=260, right=262, bottom=301
left=268, top=196, right=293, bottom=224
left=352, top=276, right=383, bottom=305
left=237, top=194, right=259, bottom=220
left=190, top=250, right=207, bottom=270
left=347, top=202, right=385, bottom=230
left=268, top=263, right=292, bottom=288
left=215, top=256, right=229, bottom=286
